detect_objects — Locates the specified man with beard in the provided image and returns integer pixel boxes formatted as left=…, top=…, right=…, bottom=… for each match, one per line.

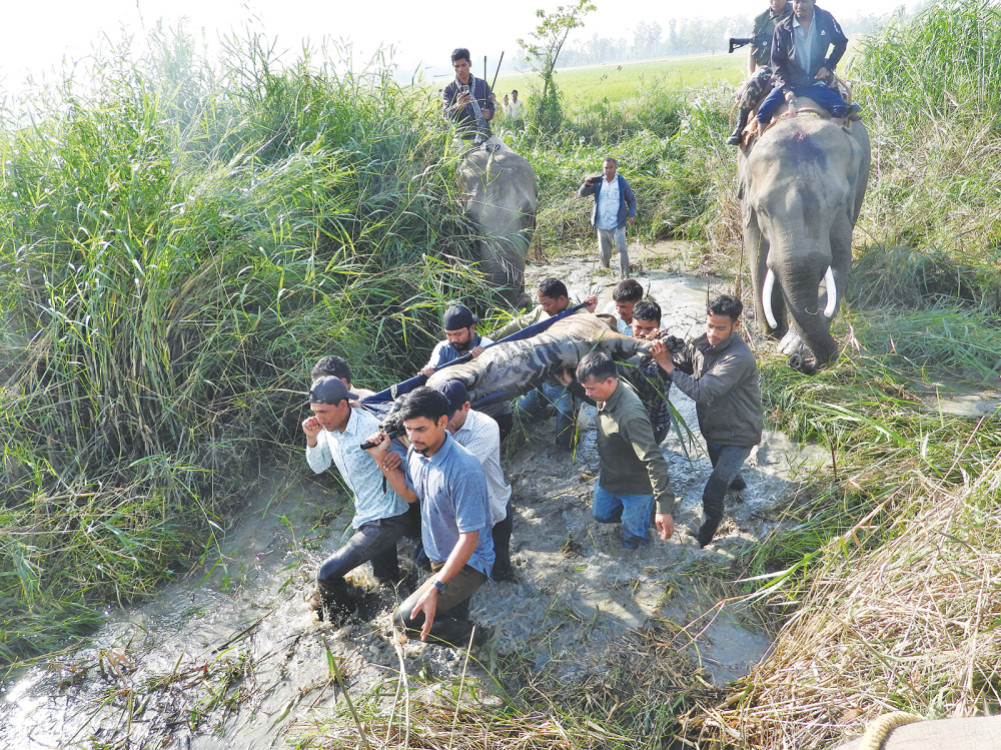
left=420, top=304, right=512, bottom=440
left=366, top=387, right=494, bottom=646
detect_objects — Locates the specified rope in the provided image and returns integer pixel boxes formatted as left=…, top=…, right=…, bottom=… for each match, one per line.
left=857, top=712, right=923, bottom=750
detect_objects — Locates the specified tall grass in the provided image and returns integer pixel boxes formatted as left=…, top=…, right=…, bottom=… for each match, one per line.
left=0, top=28, right=486, bottom=670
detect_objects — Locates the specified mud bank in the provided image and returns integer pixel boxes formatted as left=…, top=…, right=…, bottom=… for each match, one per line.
left=1, top=247, right=829, bottom=749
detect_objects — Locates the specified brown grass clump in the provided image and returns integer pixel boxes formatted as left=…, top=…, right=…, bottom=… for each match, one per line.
left=686, top=461, right=1001, bottom=749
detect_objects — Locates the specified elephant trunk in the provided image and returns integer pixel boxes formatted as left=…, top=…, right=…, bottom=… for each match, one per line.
left=779, top=265, right=840, bottom=366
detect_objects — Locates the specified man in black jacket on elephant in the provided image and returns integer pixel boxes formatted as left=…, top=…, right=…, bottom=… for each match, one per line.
left=650, top=295, right=763, bottom=548
left=756, top=0, right=860, bottom=127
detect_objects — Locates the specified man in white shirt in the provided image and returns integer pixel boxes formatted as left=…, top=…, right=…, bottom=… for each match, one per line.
left=302, top=376, right=412, bottom=621
left=437, top=379, right=516, bottom=581
left=579, top=158, right=637, bottom=279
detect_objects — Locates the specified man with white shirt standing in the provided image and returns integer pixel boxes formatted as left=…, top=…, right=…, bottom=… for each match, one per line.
left=302, top=376, right=412, bottom=621
left=579, top=158, right=637, bottom=279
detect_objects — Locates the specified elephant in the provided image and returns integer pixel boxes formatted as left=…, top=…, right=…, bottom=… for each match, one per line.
left=738, top=99, right=870, bottom=372
left=458, top=136, right=538, bottom=306
left=830, top=714, right=1001, bottom=749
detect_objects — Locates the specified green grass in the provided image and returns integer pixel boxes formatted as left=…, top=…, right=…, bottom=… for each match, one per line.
left=493, top=54, right=745, bottom=107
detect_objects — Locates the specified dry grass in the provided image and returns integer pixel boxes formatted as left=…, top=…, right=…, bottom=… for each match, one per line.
left=686, top=456, right=1001, bottom=748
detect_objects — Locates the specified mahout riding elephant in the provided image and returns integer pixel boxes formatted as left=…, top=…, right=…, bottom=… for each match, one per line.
left=738, top=98, right=870, bottom=372
left=830, top=714, right=1001, bottom=749
left=458, top=137, right=538, bottom=306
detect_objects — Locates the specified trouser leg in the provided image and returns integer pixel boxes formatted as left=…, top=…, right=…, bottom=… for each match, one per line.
left=597, top=228, right=613, bottom=269
left=316, top=513, right=409, bottom=597
left=540, top=380, right=575, bottom=447
left=698, top=445, right=753, bottom=547
left=491, top=499, right=514, bottom=579
left=613, top=225, right=629, bottom=278
left=756, top=86, right=786, bottom=125
left=395, top=564, right=488, bottom=646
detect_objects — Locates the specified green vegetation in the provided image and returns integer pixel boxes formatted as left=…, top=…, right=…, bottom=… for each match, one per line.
left=5, top=1, right=1001, bottom=748
left=0, top=28, right=485, bottom=671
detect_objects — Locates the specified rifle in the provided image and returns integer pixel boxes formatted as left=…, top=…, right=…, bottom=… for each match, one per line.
left=728, top=34, right=773, bottom=54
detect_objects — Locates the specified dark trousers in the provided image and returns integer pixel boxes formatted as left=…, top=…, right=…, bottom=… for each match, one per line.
left=491, top=499, right=514, bottom=578
left=698, top=444, right=753, bottom=547
left=316, top=512, right=410, bottom=601
left=756, top=83, right=851, bottom=124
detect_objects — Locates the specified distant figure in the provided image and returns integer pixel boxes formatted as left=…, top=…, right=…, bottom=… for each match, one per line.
left=726, top=0, right=792, bottom=145
left=442, top=47, right=494, bottom=143
left=602, top=278, right=644, bottom=336
left=367, top=387, right=494, bottom=647
left=573, top=351, right=675, bottom=549
left=579, top=158, right=637, bottom=279
left=502, top=93, right=511, bottom=115
left=508, top=89, right=525, bottom=120
left=651, top=294, right=763, bottom=547
left=756, top=0, right=859, bottom=127
left=302, top=376, right=411, bottom=622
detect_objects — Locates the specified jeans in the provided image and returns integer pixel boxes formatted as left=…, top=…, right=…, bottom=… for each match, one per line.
left=592, top=483, right=654, bottom=549
left=698, top=444, right=753, bottom=547
left=756, top=83, right=851, bottom=124
left=316, top=512, right=410, bottom=600
left=516, top=380, right=575, bottom=447
left=597, top=225, right=629, bottom=278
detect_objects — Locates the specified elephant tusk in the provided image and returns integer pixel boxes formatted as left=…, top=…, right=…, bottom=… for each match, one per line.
left=823, top=266, right=837, bottom=319
left=762, top=268, right=779, bottom=329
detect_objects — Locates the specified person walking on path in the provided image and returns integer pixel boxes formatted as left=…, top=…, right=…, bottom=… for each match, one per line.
left=579, top=158, right=637, bottom=279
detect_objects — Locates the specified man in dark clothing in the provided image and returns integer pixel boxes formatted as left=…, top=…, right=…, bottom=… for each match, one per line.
left=756, top=0, right=858, bottom=126
left=574, top=352, right=675, bottom=549
left=578, top=158, right=637, bottom=279
left=442, top=47, right=494, bottom=143
left=651, top=295, right=763, bottom=548
left=727, top=0, right=793, bottom=145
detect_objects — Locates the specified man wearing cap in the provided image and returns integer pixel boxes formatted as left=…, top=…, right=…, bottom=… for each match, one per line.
left=302, top=375, right=412, bottom=621
left=420, top=304, right=513, bottom=440
left=438, top=379, right=516, bottom=581
left=366, top=387, right=494, bottom=646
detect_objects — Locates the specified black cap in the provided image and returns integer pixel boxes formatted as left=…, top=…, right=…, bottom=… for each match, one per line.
left=308, top=376, right=357, bottom=405
left=443, top=304, right=477, bottom=331
left=436, top=379, right=470, bottom=419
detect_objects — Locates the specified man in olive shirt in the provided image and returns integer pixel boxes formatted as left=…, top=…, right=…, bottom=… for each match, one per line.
left=574, top=352, right=675, bottom=548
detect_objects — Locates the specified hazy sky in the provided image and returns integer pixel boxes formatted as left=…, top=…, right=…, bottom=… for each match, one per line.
left=4, top=0, right=912, bottom=88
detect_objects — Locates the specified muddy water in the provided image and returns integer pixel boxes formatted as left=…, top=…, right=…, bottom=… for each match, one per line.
left=0, top=246, right=830, bottom=748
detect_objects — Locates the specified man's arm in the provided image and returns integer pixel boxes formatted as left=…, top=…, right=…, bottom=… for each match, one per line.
left=579, top=180, right=598, bottom=198
left=670, top=350, right=754, bottom=405
left=822, top=11, right=849, bottom=72
left=770, top=26, right=791, bottom=92
left=622, top=177, right=637, bottom=223
left=364, top=432, right=418, bottom=504
left=622, top=412, right=675, bottom=538
left=302, top=417, right=333, bottom=474
left=420, top=341, right=446, bottom=378
left=409, top=530, right=479, bottom=640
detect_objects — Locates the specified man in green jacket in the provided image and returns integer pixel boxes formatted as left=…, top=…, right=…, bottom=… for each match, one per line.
left=574, top=351, right=676, bottom=549
left=650, top=294, right=763, bottom=547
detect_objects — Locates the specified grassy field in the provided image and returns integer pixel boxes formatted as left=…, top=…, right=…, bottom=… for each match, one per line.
left=493, top=54, right=746, bottom=106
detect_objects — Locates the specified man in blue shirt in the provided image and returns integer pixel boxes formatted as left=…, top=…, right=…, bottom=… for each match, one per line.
left=579, top=158, right=637, bottom=279
left=302, top=376, right=412, bottom=621
left=367, top=387, right=494, bottom=647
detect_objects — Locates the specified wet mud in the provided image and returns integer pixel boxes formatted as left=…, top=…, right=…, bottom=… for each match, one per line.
left=1, top=244, right=833, bottom=748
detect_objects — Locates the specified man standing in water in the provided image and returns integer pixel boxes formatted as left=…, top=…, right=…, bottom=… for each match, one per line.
left=367, top=387, right=494, bottom=646
left=651, top=294, right=763, bottom=547
left=302, top=376, right=411, bottom=620
left=442, top=47, right=494, bottom=142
